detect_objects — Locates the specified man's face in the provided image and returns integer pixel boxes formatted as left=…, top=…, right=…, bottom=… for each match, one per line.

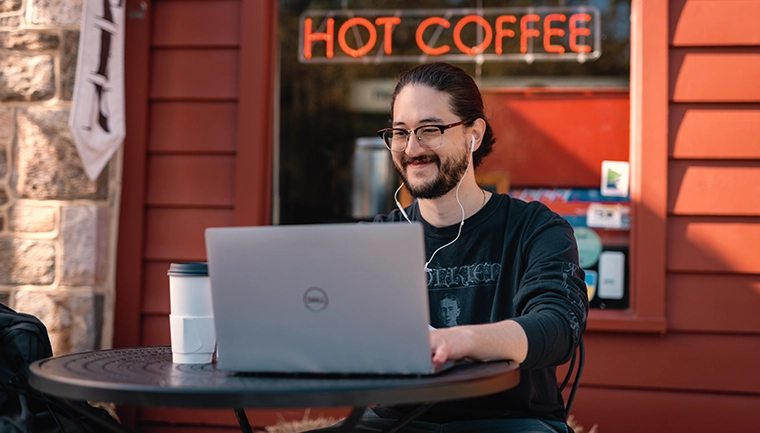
left=391, top=84, right=470, bottom=199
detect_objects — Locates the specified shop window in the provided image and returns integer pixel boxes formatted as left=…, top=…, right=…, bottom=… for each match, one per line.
left=275, top=0, right=665, bottom=331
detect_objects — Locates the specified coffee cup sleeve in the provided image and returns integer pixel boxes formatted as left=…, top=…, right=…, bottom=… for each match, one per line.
left=169, top=315, right=216, bottom=354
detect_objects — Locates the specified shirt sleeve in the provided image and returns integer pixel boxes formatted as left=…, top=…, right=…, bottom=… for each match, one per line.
left=511, top=204, right=589, bottom=370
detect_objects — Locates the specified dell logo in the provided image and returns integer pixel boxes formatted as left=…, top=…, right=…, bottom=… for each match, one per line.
left=303, top=287, right=328, bottom=312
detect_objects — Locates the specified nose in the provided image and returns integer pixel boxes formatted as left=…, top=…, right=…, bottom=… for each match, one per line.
left=404, top=132, right=426, bottom=156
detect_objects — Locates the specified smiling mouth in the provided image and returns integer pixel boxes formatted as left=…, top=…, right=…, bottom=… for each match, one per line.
left=402, top=155, right=438, bottom=169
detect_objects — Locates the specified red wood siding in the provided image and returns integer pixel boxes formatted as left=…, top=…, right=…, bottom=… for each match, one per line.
left=144, top=208, right=233, bottom=261
left=581, top=333, right=760, bottom=393
left=120, top=0, right=275, bottom=429
left=149, top=102, right=237, bottom=153
left=141, top=1, right=242, bottom=366
left=670, top=48, right=760, bottom=102
left=654, top=2, right=760, bottom=433
left=152, top=0, right=239, bottom=47
left=667, top=216, right=760, bottom=273
left=150, top=49, right=239, bottom=100
left=141, top=316, right=169, bottom=347
left=670, top=0, right=760, bottom=46
left=669, top=104, right=760, bottom=159
left=571, top=387, right=760, bottom=433
left=667, top=274, right=760, bottom=333
left=570, top=1, right=760, bottom=430
left=146, top=155, right=236, bottom=206
left=140, top=261, right=172, bottom=314
left=668, top=161, right=760, bottom=215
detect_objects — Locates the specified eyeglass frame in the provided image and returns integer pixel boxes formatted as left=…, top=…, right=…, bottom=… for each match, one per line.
left=376, top=119, right=474, bottom=152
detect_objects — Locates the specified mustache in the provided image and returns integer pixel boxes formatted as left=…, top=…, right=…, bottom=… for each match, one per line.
left=400, top=153, right=440, bottom=167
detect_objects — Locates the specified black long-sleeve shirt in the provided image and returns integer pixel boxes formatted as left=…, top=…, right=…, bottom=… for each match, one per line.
left=372, top=193, right=588, bottom=422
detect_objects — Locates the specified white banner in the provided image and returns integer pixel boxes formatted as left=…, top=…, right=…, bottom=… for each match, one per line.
left=69, top=0, right=126, bottom=181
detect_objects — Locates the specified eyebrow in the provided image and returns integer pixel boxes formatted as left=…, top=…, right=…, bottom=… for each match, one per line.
left=392, top=117, right=445, bottom=127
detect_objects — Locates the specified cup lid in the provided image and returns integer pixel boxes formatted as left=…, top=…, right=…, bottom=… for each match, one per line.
left=168, top=262, right=208, bottom=276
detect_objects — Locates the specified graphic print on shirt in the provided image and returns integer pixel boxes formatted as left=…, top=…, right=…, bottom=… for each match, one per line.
left=427, top=262, right=501, bottom=328
left=438, top=294, right=461, bottom=327
left=563, top=261, right=587, bottom=341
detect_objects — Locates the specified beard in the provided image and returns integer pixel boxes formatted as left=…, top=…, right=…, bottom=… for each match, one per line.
left=394, top=144, right=470, bottom=199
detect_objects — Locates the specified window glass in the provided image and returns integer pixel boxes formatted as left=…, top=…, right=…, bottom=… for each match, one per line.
left=277, top=0, right=631, bottom=225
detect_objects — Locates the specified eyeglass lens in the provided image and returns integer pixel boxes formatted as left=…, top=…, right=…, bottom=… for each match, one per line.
left=383, top=125, right=444, bottom=151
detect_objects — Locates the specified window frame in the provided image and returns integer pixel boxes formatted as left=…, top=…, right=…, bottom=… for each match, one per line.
left=587, top=0, right=667, bottom=333
left=262, top=0, right=668, bottom=333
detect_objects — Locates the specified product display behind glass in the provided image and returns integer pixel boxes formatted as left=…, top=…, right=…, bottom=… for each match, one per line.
left=277, top=0, right=631, bottom=225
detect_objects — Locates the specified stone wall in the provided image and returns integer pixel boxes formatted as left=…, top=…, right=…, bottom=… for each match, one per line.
left=0, top=0, right=119, bottom=355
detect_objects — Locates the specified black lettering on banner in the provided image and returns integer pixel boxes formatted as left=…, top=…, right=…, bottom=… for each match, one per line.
left=83, top=0, right=119, bottom=134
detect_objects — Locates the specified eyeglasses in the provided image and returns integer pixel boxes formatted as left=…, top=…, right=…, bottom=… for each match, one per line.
left=377, top=120, right=472, bottom=152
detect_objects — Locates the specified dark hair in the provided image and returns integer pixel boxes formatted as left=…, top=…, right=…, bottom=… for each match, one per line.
left=390, top=62, right=495, bottom=168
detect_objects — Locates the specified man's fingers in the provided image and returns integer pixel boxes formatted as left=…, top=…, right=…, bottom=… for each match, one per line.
left=431, top=342, right=450, bottom=365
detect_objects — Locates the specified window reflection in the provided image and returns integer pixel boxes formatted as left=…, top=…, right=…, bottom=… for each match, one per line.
left=277, top=0, right=630, bottom=225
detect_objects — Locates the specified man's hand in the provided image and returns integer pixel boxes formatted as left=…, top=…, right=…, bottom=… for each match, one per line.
left=429, top=320, right=529, bottom=366
left=429, top=326, right=474, bottom=366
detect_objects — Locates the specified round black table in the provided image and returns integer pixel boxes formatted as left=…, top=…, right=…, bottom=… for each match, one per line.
left=29, top=346, right=520, bottom=433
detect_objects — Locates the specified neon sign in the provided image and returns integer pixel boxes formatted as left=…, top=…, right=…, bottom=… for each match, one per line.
left=299, top=7, right=601, bottom=64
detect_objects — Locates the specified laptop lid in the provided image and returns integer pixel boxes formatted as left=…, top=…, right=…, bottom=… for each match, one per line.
left=204, top=223, right=436, bottom=375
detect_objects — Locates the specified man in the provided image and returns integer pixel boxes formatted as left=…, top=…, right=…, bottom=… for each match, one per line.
left=311, top=62, right=588, bottom=433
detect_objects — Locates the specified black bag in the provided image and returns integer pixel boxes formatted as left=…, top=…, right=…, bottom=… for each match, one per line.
left=0, top=303, right=121, bottom=433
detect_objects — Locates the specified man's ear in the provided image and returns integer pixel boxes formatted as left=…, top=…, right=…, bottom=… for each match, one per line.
left=469, top=118, right=487, bottom=152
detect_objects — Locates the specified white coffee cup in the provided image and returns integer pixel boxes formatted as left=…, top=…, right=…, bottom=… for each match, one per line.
left=167, top=262, right=216, bottom=364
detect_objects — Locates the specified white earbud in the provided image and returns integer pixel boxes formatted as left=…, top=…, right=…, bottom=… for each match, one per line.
left=470, top=136, right=475, bottom=152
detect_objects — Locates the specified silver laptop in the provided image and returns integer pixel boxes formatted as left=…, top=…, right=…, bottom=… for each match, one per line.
left=204, top=223, right=439, bottom=375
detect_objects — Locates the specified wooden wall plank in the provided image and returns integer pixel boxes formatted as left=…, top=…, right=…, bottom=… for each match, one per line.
left=668, top=161, right=760, bottom=216
left=670, top=48, right=760, bottom=102
left=146, top=155, right=235, bottom=206
left=667, top=274, right=760, bottom=333
left=150, top=49, right=238, bottom=100
left=144, top=208, right=233, bottom=261
left=149, top=102, right=237, bottom=153
left=581, top=332, right=760, bottom=393
left=152, top=0, right=239, bottom=47
left=570, top=386, right=760, bottom=433
left=670, top=0, right=760, bottom=47
left=670, top=104, right=760, bottom=159
left=667, top=216, right=760, bottom=273
left=141, top=315, right=170, bottom=346
left=141, top=260, right=172, bottom=314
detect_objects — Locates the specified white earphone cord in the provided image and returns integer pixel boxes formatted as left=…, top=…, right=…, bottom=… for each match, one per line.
left=394, top=145, right=473, bottom=271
